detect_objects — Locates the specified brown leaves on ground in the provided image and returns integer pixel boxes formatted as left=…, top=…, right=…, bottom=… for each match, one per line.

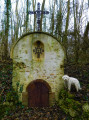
left=2, top=105, right=67, bottom=120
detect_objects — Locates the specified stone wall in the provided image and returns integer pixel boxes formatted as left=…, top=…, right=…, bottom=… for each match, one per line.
left=11, top=32, right=65, bottom=105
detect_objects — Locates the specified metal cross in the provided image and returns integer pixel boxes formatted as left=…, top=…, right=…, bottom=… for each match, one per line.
left=28, top=2, right=49, bottom=31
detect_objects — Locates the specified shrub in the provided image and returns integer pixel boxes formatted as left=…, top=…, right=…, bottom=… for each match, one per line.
left=6, top=89, right=19, bottom=104
left=59, top=89, right=89, bottom=120
left=0, top=88, right=19, bottom=119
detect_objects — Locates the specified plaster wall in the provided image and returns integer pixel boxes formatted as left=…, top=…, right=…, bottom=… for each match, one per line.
left=11, top=32, right=65, bottom=104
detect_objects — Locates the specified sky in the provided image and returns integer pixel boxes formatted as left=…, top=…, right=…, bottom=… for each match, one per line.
left=0, top=0, right=88, bottom=17
left=0, top=0, right=88, bottom=13
left=0, top=0, right=89, bottom=33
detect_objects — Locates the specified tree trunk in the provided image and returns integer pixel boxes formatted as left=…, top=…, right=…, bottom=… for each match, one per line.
left=15, top=0, right=19, bottom=40
left=4, top=0, right=11, bottom=60
left=64, top=0, right=70, bottom=62
left=11, top=17, right=15, bottom=45
left=40, top=0, right=45, bottom=31
left=32, top=0, right=36, bottom=31
left=82, top=22, right=89, bottom=52
left=52, top=0, right=55, bottom=34
left=26, top=0, right=29, bottom=32
left=73, top=0, right=80, bottom=63
left=55, top=0, right=63, bottom=40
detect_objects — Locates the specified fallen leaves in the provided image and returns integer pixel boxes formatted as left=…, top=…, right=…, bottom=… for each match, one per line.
left=2, top=105, right=67, bottom=120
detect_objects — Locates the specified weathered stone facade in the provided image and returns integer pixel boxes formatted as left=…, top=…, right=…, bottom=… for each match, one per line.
left=11, top=32, right=65, bottom=106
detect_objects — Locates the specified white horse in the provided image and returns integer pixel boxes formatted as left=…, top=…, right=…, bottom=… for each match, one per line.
left=62, top=75, right=81, bottom=92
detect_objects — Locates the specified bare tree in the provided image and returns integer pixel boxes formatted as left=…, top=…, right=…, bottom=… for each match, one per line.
left=63, top=0, right=70, bottom=62
left=40, top=0, right=45, bottom=31
left=32, top=0, right=36, bottom=31
left=26, top=0, right=29, bottom=32
left=15, top=0, right=19, bottom=40
left=52, top=0, right=56, bottom=34
left=4, top=0, right=11, bottom=59
left=55, top=0, right=63, bottom=40
left=82, top=22, right=89, bottom=52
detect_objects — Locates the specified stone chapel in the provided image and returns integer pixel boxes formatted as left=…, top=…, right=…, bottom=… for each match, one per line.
left=10, top=32, right=65, bottom=107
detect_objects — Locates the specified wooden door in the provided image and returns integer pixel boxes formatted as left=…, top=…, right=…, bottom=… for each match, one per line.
left=27, top=81, right=49, bottom=107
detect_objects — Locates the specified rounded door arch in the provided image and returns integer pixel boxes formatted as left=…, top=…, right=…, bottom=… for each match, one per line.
left=27, top=79, right=51, bottom=107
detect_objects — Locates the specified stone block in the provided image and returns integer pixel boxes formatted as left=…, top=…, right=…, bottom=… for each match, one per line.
left=49, top=92, right=55, bottom=106
left=22, top=92, right=28, bottom=106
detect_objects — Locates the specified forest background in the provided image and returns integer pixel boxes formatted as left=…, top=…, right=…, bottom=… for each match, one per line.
left=0, top=0, right=89, bottom=119
left=0, top=0, right=89, bottom=64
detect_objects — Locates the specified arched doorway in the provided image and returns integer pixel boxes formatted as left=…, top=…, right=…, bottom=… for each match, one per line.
left=27, top=79, right=51, bottom=107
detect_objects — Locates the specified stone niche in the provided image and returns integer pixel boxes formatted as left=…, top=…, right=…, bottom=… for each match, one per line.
left=10, top=32, right=65, bottom=107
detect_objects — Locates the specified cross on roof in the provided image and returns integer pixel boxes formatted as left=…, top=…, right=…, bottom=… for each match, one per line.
left=28, top=2, right=49, bottom=31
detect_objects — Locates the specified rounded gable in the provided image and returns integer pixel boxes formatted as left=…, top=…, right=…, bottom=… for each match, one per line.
left=10, top=32, right=64, bottom=59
